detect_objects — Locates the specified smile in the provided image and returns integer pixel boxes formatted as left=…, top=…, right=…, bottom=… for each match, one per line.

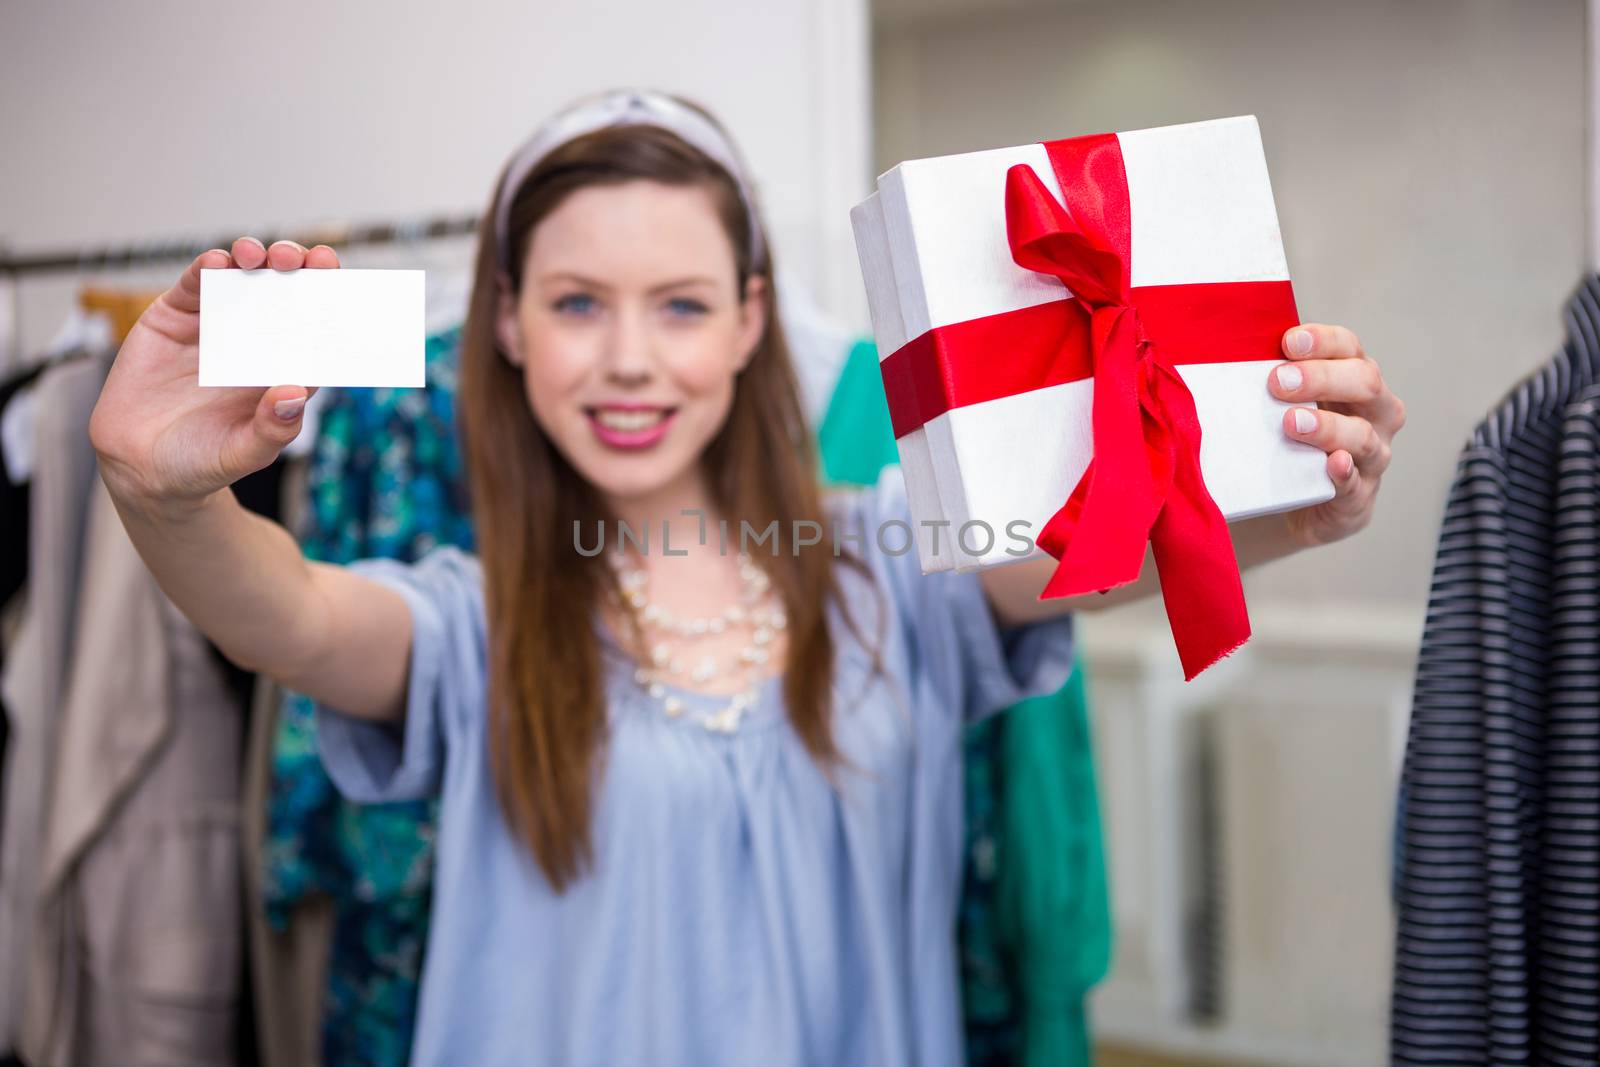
left=585, top=405, right=678, bottom=449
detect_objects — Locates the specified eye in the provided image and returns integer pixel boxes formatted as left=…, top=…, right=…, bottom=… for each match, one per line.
left=665, top=296, right=709, bottom=318
left=553, top=292, right=598, bottom=316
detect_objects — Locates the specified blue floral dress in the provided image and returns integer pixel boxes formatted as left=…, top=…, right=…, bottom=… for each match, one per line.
left=262, top=327, right=473, bottom=1067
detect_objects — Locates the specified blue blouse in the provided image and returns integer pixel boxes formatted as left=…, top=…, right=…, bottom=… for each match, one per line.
left=315, top=467, right=1075, bottom=1066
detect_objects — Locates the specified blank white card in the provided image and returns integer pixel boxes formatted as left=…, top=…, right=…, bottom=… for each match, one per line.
left=198, top=268, right=425, bottom=388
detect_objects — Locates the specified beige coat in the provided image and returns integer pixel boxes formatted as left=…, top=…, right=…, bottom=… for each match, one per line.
left=0, top=356, right=105, bottom=1053
left=3, top=357, right=247, bottom=1066
left=22, top=479, right=245, bottom=1066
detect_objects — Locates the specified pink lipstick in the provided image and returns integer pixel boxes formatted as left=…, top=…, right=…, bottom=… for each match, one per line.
left=585, top=404, right=677, bottom=450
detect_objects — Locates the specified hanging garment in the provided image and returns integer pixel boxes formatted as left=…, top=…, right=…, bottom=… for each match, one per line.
left=1394, top=274, right=1600, bottom=1067
left=22, top=480, right=245, bottom=1067
left=0, top=360, right=53, bottom=866
left=2, top=345, right=277, bottom=1065
left=995, top=665, right=1112, bottom=1067
left=816, top=339, right=1112, bottom=1067
left=258, top=327, right=472, bottom=1067
left=246, top=675, right=332, bottom=1067
left=0, top=353, right=107, bottom=1055
left=241, top=461, right=333, bottom=1067
left=0, top=360, right=53, bottom=614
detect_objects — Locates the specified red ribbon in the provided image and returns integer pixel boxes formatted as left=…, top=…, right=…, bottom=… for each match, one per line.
left=879, top=133, right=1299, bottom=679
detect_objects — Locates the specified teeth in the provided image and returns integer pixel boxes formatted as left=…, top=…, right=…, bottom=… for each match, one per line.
left=594, top=408, right=666, bottom=432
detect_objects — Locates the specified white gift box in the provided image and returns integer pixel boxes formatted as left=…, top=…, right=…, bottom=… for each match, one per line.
left=850, top=115, right=1335, bottom=575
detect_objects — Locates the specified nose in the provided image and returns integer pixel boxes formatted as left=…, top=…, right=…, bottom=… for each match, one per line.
left=599, top=302, right=655, bottom=387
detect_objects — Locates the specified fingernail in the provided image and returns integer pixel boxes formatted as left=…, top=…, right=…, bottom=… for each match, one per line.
left=1276, top=364, right=1303, bottom=392
left=1292, top=407, right=1317, bottom=434
left=1287, top=329, right=1314, bottom=356
left=274, top=397, right=306, bottom=421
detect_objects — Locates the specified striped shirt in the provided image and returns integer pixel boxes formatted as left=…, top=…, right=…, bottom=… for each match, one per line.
left=1394, top=274, right=1600, bottom=1065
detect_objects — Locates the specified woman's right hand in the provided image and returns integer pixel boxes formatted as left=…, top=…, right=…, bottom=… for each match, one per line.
left=90, top=237, right=339, bottom=508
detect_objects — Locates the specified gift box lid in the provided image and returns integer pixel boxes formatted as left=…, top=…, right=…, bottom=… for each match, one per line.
left=876, top=115, right=1291, bottom=333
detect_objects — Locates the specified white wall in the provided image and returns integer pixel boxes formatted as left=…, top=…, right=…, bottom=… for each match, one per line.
left=874, top=0, right=1587, bottom=614
left=1081, top=611, right=1415, bottom=1066
left=0, top=0, right=872, bottom=358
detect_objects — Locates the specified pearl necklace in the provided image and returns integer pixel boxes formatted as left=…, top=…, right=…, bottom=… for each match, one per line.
left=607, top=551, right=786, bottom=734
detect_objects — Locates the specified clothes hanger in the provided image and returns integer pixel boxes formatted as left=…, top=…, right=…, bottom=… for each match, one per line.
left=76, top=244, right=160, bottom=346
left=75, top=287, right=160, bottom=345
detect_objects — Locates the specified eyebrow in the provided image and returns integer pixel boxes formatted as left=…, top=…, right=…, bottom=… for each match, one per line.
left=537, top=271, right=722, bottom=295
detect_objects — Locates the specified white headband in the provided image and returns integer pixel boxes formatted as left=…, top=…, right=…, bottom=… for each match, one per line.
left=492, top=90, right=767, bottom=277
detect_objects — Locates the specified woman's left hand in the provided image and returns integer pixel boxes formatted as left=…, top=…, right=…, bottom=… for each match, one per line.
left=1268, top=322, right=1406, bottom=548
left=985, top=319, right=1406, bottom=622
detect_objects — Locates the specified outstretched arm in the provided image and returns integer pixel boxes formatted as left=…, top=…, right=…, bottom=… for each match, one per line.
left=92, top=237, right=414, bottom=722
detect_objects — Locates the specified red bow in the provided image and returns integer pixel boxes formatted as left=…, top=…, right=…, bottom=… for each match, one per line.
left=1007, top=134, right=1249, bottom=679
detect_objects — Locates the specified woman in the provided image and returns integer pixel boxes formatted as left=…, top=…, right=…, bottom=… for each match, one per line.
left=89, top=91, right=1405, bottom=1065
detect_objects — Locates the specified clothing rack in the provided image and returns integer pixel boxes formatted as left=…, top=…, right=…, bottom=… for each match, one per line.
left=0, top=212, right=481, bottom=278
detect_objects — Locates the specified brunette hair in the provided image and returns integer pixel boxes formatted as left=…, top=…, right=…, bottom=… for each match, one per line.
left=458, top=105, right=866, bottom=889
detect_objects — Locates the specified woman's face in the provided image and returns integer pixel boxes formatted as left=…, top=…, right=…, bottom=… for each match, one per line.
left=497, top=179, right=767, bottom=509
